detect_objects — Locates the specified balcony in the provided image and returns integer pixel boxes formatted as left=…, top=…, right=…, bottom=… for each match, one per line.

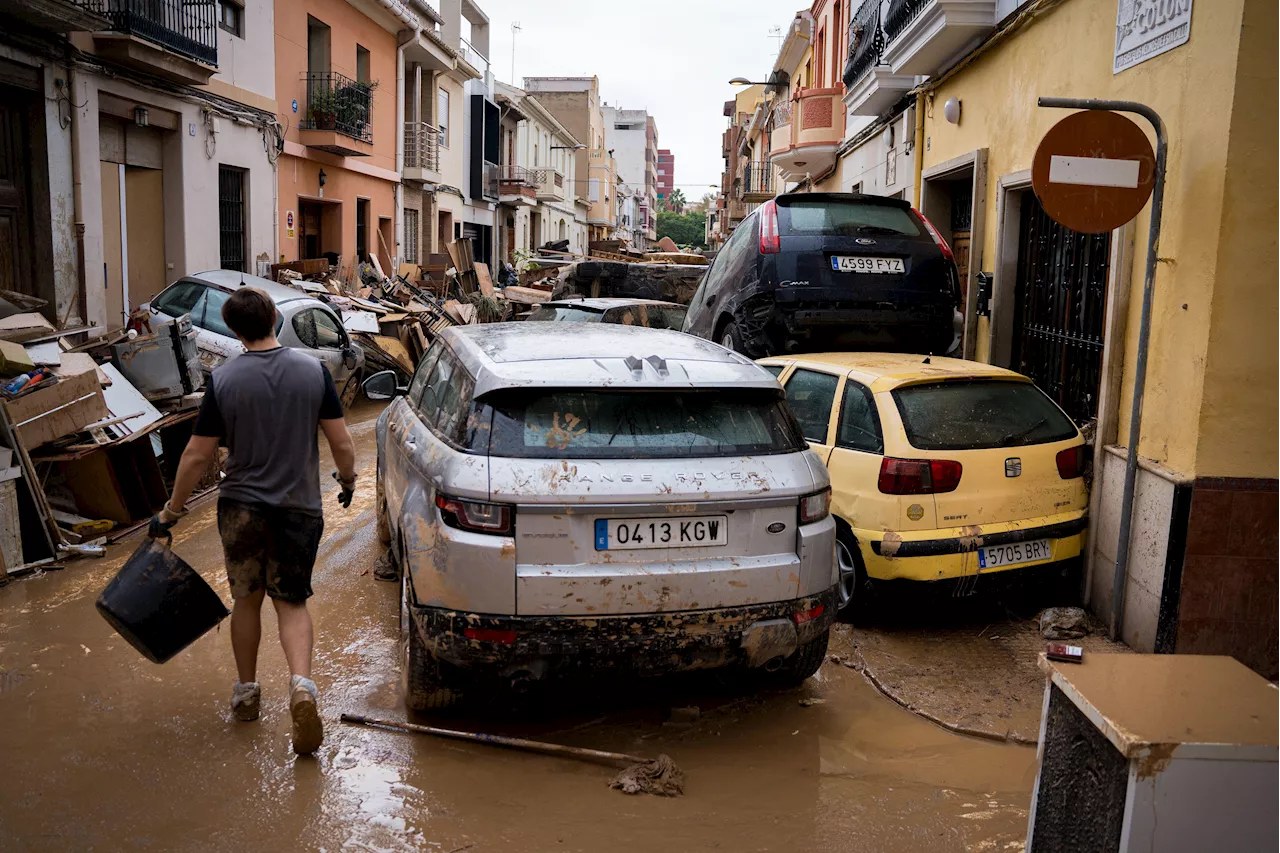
left=769, top=89, right=842, bottom=180
left=742, top=162, right=774, bottom=202
left=403, top=122, right=440, bottom=181
left=843, top=0, right=915, bottom=117
left=498, top=165, right=537, bottom=204
left=89, top=0, right=218, bottom=85
left=459, top=37, right=488, bottom=79
left=882, top=0, right=998, bottom=76
left=478, top=160, right=499, bottom=202
left=534, top=168, right=565, bottom=203
left=10, top=0, right=110, bottom=33
left=767, top=100, right=792, bottom=156
left=299, top=72, right=374, bottom=157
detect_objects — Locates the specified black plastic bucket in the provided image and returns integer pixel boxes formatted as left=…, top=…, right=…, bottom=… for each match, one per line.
left=96, top=536, right=230, bottom=664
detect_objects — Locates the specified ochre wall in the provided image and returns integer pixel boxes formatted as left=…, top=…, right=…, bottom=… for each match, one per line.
left=922, top=0, right=1264, bottom=479
left=1194, top=0, right=1278, bottom=477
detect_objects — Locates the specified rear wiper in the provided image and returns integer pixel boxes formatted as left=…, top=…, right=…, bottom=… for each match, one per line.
left=999, top=418, right=1046, bottom=446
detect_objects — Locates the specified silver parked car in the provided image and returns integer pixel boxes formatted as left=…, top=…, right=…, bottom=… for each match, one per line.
left=145, top=269, right=364, bottom=389
left=367, top=323, right=838, bottom=710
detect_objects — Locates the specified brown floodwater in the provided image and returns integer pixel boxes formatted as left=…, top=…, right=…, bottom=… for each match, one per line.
left=0, top=401, right=1037, bottom=852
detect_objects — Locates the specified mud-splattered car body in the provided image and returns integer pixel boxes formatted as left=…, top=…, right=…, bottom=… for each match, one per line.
left=375, top=324, right=838, bottom=706
left=758, top=352, right=1089, bottom=607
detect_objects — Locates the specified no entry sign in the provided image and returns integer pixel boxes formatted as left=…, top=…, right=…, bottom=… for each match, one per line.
left=1031, top=110, right=1156, bottom=234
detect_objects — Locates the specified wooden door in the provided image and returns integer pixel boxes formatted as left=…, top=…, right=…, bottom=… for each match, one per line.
left=100, top=164, right=124, bottom=328
left=124, top=166, right=167, bottom=310
left=0, top=100, right=33, bottom=296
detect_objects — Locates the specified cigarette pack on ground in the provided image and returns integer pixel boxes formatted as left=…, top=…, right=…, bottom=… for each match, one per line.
left=1045, top=642, right=1083, bottom=663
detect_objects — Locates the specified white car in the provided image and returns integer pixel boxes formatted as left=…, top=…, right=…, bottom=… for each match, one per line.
left=145, top=270, right=364, bottom=389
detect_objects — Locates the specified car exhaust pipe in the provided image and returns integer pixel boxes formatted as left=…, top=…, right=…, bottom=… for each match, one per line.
left=763, top=656, right=786, bottom=673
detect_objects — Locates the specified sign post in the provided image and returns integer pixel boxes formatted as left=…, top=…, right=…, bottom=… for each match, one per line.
left=1034, top=97, right=1167, bottom=642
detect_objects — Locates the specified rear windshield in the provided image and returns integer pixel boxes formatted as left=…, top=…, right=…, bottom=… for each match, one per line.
left=892, top=380, right=1077, bottom=450
left=779, top=200, right=922, bottom=238
left=486, top=389, right=807, bottom=459
left=526, top=306, right=605, bottom=323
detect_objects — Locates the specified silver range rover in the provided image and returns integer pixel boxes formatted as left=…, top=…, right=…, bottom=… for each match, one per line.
left=369, top=323, right=838, bottom=710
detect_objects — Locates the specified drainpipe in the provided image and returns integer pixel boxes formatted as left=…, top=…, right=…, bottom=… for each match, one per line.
left=68, top=66, right=87, bottom=326
left=395, top=37, right=409, bottom=270
left=911, top=91, right=925, bottom=208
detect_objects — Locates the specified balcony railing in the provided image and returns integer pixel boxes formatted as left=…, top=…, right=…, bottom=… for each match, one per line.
left=481, top=160, right=499, bottom=201
left=460, top=37, right=488, bottom=76
left=770, top=100, right=793, bottom=128
left=742, top=162, right=773, bottom=198
left=301, top=72, right=373, bottom=143
left=403, top=121, right=439, bottom=172
left=844, top=0, right=887, bottom=87
left=97, top=0, right=218, bottom=66
left=884, top=0, right=929, bottom=40
left=500, top=164, right=536, bottom=184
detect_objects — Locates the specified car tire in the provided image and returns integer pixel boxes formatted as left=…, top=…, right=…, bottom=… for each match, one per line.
left=836, top=528, right=873, bottom=619
left=766, top=628, right=830, bottom=686
left=719, top=320, right=744, bottom=353
left=340, top=371, right=361, bottom=409
left=401, top=571, right=459, bottom=712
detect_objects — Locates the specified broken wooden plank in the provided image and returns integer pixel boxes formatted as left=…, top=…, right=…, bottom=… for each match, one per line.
left=363, top=334, right=415, bottom=375
left=502, top=286, right=553, bottom=306
left=474, top=262, right=496, bottom=298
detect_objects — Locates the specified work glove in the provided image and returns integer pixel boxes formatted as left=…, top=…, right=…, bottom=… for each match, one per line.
left=333, top=471, right=357, bottom=508
left=148, top=502, right=188, bottom=539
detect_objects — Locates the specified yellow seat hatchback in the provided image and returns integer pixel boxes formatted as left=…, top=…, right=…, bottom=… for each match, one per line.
left=758, top=353, right=1089, bottom=608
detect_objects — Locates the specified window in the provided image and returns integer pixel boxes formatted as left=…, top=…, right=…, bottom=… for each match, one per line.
left=356, top=199, right=369, bottom=263
left=199, top=288, right=236, bottom=339
left=355, top=45, right=370, bottom=84
left=312, top=308, right=344, bottom=349
left=892, top=380, right=1078, bottom=451
left=486, top=389, right=806, bottom=459
left=218, top=166, right=246, bottom=272
left=761, top=364, right=785, bottom=378
left=219, top=0, right=242, bottom=37
left=437, top=89, right=450, bottom=148
left=784, top=369, right=839, bottom=444
left=836, top=381, right=883, bottom=453
left=292, top=308, right=318, bottom=348
left=588, top=177, right=599, bottom=202
left=403, top=208, right=419, bottom=263
left=779, top=199, right=922, bottom=237
left=153, top=281, right=207, bottom=319
left=408, top=342, right=443, bottom=412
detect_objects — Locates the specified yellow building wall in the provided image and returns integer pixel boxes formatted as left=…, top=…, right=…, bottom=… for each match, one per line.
left=922, top=0, right=1261, bottom=478
left=1194, top=0, right=1278, bottom=477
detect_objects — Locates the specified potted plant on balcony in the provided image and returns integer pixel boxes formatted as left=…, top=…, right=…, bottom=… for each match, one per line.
left=335, top=79, right=376, bottom=139
left=309, top=87, right=337, bottom=130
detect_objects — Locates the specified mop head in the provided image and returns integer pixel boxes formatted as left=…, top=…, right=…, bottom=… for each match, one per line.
left=609, top=754, right=685, bottom=797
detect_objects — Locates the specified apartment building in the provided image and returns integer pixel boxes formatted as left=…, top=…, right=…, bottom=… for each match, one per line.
left=493, top=80, right=587, bottom=263
left=602, top=105, right=659, bottom=248
left=524, top=76, right=618, bottom=244
left=656, top=148, right=674, bottom=207
left=0, top=0, right=280, bottom=330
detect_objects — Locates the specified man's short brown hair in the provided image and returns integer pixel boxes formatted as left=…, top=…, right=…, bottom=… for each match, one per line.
left=222, top=287, right=277, bottom=342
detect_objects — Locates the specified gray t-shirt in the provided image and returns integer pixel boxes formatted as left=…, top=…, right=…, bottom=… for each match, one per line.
left=193, top=347, right=343, bottom=514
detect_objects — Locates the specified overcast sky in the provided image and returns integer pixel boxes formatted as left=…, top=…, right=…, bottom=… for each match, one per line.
left=476, top=1, right=795, bottom=203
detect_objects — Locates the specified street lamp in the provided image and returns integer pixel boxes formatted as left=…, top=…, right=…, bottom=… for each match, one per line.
left=728, top=77, right=772, bottom=86
left=551, top=143, right=586, bottom=150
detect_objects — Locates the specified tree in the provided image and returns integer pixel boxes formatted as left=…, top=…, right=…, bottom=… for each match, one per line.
left=689, top=192, right=716, bottom=214
left=656, top=210, right=707, bottom=250
left=665, top=188, right=687, bottom=213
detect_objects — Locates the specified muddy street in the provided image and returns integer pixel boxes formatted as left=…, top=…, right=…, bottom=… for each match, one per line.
left=0, top=402, right=1037, bottom=852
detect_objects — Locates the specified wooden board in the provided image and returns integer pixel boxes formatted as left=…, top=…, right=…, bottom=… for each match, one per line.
left=365, top=335, right=415, bottom=375
left=474, top=262, right=496, bottom=297
left=502, top=286, right=553, bottom=306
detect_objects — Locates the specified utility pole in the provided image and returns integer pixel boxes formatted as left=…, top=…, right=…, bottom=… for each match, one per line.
left=510, top=21, right=521, bottom=84
left=768, top=25, right=783, bottom=53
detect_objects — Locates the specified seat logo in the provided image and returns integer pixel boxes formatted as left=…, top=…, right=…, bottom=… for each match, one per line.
left=1005, top=458, right=1022, bottom=478
left=855, top=237, right=876, bottom=245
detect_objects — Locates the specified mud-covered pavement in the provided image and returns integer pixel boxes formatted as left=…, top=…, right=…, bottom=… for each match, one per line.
left=0, top=401, right=1038, bottom=852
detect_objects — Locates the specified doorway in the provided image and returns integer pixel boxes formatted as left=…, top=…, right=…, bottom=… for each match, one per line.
left=436, top=210, right=452, bottom=255
left=377, top=216, right=393, bottom=271
left=1010, top=193, right=1110, bottom=425
left=0, top=79, right=55, bottom=313
left=356, top=198, right=370, bottom=262
left=921, top=149, right=988, bottom=359
left=99, top=117, right=168, bottom=329
left=299, top=200, right=324, bottom=259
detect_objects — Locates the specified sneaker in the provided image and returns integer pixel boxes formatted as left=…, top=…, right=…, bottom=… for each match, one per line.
left=231, top=681, right=261, bottom=722
left=289, top=675, right=323, bottom=755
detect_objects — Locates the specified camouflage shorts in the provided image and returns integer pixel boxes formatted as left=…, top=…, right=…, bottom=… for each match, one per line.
left=217, top=499, right=324, bottom=602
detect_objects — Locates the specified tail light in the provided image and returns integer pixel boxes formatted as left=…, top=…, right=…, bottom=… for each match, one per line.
left=913, top=208, right=955, bottom=263
left=798, top=487, right=831, bottom=524
left=436, top=494, right=514, bottom=535
left=792, top=603, right=825, bottom=624
left=877, top=457, right=963, bottom=494
left=759, top=199, right=781, bottom=254
left=1056, top=445, right=1089, bottom=479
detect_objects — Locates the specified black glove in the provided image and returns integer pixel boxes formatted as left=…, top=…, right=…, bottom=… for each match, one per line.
left=148, top=503, right=187, bottom=539
left=333, top=471, right=356, bottom=508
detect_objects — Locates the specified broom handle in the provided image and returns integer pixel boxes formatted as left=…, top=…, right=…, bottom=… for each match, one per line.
left=340, top=713, right=646, bottom=766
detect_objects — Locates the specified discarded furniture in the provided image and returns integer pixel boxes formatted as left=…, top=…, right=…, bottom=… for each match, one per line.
left=1027, top=653, right=1278, bottom=852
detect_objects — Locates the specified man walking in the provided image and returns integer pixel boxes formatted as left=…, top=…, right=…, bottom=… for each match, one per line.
left=151, top=286, right=357, bottom=755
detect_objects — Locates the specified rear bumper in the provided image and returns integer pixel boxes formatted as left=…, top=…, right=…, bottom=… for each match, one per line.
left=855, top=514, right=1089, bottom=582
left=409, top=585, right=838, bottom=678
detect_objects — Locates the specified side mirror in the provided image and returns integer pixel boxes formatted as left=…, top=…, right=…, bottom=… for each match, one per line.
left=362, top=370, right=403, bottom=401
left=341, top=345, right=358, bottom=371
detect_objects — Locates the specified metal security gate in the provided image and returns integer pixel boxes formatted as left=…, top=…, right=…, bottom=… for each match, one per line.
left=1011, top=193, right=1110, bottom=424
left=218, top=166, right=245, bottom=271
